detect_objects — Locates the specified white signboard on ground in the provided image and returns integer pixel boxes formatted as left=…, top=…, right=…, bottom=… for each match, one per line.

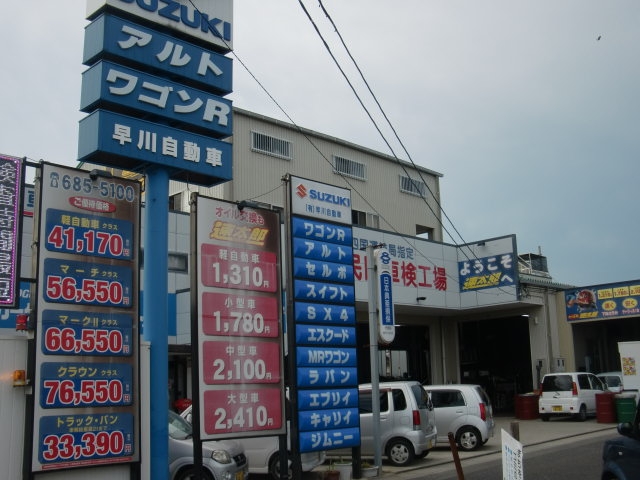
left=501, top=428, right=523, bottom=480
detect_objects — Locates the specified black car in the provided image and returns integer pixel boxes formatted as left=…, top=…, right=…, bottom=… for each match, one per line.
left=602, top=398, right=640, bottom=480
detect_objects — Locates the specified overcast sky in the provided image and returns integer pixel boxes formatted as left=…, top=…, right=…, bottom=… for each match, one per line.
left=1, top=1, right=638, bottom=288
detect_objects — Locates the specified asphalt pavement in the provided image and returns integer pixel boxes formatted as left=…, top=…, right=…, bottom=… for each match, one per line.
left=307, top=414, right=620, bottom=479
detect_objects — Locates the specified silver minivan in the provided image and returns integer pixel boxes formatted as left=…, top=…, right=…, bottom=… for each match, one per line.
left=355, top=381, right=437, bottom=466
left=426, top=384, right=495, bottom=451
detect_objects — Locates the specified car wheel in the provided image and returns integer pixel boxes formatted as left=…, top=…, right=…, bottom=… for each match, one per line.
left=386, top=438, right=415, bottom=467
left=456, top=426, right=482, bottom=451
left=174, top=467, right=214, bottom=480
left=574, top=404, right=587, bottom=422
left=269, top=454, right=292, bottom=480
left=540, top=414, right=550, bottom=422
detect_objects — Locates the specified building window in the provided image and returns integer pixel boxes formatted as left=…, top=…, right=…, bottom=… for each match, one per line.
left=352, top=210, right=366, bottom=227
left=251, top=131, right=292, bottom=160
left=352, top=210, right=379, bottom=228
left=416, top=225, right=433, bottom=240
left=333, top=155, right=366, bottom=181
left=399, top=175, right=426, bottom=197
left=140, top=251, right=188, bottom=273
left=169, top=192, right=183, bottom=212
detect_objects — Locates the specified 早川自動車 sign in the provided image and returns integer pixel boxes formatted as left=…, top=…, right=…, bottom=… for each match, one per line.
left=80, top=1, right=234, bottom=186
left=78, top=109, right=232, bottom=185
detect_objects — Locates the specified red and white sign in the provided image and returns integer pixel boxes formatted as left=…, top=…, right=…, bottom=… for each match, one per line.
left=195, top=196, right=285, bottom=440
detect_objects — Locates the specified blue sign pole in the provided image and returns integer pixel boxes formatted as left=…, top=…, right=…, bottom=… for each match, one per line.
left=143, top=167, right=170, bottom=480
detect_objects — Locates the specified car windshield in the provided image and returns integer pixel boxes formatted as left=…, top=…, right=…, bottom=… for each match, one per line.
left=541, top=375, right=573, bottom=392
left=169, top=410, right=192, bottom=440
left=600, top=375, right=622, bottom=387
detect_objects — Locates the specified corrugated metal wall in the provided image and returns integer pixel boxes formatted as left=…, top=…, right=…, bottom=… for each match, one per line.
left=0, top=336, right=28, bottom=480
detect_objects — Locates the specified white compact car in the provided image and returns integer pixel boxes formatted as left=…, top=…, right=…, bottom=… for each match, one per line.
left=181, top=404, right=325, bottom=479
left=426, top=384, right=495, bottom=451
left=538, top=371, right=606, bottom=421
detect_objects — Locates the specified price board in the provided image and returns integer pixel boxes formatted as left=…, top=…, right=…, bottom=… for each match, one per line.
left=43, top=258, right=132, bottom=308
left=194, top=196, right=285, bottom=440
left=41, top=310, right=133, bottom=357
left=40, top=362, right=133, bottom=408
left=200, top=243, right=278, bottom=292
left=45, top=208, right=134, bottom=260
left=202, top=339, right=282, bottom=384
left=202, top=387, right=283, bottom=435
left=201, top=291, right=279, bottom=338
left=38, top=413, right=134, bottom=467
left=32, top=163, right=141, bottom=473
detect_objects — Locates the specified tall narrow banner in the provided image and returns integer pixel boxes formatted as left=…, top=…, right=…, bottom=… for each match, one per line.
left=289, top=175, right=360, bottom=453
left=0, top=154, right=23, bottom=308
left=375, top=247, right=395, bottom=344
left=32, top=163, right=141, bottom=473
left=194, top=195, right=285, bottom=440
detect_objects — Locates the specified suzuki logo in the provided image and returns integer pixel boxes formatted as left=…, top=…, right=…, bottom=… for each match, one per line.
left=296, top=184, right=308, bottom=199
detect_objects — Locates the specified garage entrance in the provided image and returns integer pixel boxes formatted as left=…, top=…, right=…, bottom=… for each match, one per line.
left=458, top=316, right=532, bottom=413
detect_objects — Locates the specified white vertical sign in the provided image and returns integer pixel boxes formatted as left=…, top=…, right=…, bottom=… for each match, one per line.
left=375, top=247, right=395, bottom=344
left=501, top=429, right=524, bottom=480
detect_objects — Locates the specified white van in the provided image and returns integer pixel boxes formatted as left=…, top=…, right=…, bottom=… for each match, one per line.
left=538, top=372, right=606, bottom=421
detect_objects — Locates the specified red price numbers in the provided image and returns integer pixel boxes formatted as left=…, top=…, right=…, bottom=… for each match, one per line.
left=45, top=327, right=124, bottom=354
left=212, top=357, right=270, bottom=382
left=211, top=262, right=267, bottom=288
left=212, top=404, right=271, bottom=432
left=47, top=225, right=125, bottom=257
left=213, top=311, right=267, bottom=335
left=204, top=388, right=283, bottom=434
left=42, top=430, right=125, bottom=461
left=46, top=275, right=124, bottom=305
left=43, top=379, right=124, bottom=406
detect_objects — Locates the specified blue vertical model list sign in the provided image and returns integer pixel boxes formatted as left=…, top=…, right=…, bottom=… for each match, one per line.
left=289, top=176, right=360, bottom=453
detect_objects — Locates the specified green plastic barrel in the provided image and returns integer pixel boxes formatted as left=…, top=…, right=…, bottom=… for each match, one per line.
left=615, top=394, right=637, bottom=423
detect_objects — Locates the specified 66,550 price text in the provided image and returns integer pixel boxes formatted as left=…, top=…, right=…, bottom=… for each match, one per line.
left=44, top=326, right=127, bottom=355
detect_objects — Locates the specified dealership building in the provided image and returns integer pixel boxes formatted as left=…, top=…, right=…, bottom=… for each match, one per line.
left=150, top=108, right=631, bottom=412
